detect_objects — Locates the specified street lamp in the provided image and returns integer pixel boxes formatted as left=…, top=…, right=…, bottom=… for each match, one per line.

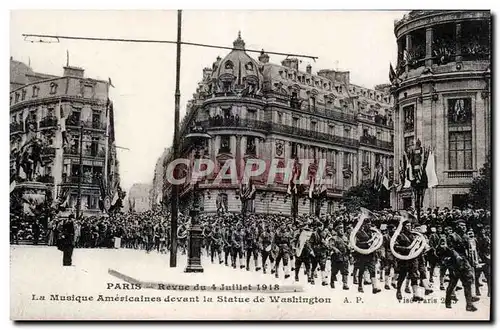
left=184, top=123, right=211, bottom=273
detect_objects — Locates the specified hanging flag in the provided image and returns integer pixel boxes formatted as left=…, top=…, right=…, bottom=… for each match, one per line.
left=389, top=63, right=396, bottom=82
left=426, top=150, right=439, bottom=188
left=382, top=174, right=390, bottom=190
left=373, top=163, right=384, bottom=191
left=405, top=151, right=414, bottom=182
left=287, top=158, right=301, bottom=195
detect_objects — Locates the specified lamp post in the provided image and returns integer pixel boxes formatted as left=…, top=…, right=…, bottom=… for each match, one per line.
left=184, top=124, right=211, bottom=273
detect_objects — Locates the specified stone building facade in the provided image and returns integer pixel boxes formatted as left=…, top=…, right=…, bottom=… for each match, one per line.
left=162, top=33, right=394, bottom=216
left=391, top=10, right=491, bottom=209
left=10, top=58, right=121, bottom=217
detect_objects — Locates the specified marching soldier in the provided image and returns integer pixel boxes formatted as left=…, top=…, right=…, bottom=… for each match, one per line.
left=382, top=224, right=397, bottom=289
left=222, top=224, right=232, bottom=266
left=353, top=218, right=381, bottom=294
left=231, top=223, right=245, bottom=269
left=476, top=225, right=491, bottom=297
left=244, top=224, right=260, bottom=271
left=258, top=224, right=274, bottom=274
left=273, top=222, right=292, bottom=279
left=309, top=220, right=329, bottom=286
left=436, top=229, right=478, bottom=312
left=329, top=222, right=350, bottom=290
left=210, top=226, right=224, bottom=264
left=293, top=220, right=313, bottom=283
left=393, top=220, right=422, bottom=301
left=57, top=214, right=75, bottom=266
left=427, top=225, right=443, bottom=284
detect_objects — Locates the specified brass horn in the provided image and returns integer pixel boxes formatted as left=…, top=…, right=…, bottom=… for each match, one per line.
left=389, top=213, right=426, bottom=260
left=349, top=208, right=383, bottom=255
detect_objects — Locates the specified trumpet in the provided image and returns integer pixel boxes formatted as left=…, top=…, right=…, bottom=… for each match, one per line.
left=389, top=215, right=426, bottom=260
left=349, top=208, right=383, bottom=255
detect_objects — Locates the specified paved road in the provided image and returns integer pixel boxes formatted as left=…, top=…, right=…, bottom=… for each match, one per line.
left=10, top=245, right=490, bottom=320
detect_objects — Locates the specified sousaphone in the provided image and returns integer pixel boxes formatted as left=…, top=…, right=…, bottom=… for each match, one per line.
left=389, top=211, right=426, bottom=260
left=349, top=207, right=383, bottom=255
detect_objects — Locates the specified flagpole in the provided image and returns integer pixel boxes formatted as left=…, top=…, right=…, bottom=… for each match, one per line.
left=76, top=124, right=84, bottom=220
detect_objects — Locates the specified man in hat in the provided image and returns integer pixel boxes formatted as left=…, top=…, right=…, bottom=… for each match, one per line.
left=293, top=220, right=313, bottom=283
left=57, top=214, right=75, bottom=266
left=273, top=221, right=292, bottom=279
left=258, top=223, right=274, bottom=274
left=353, top=216, right=381, bottom=294
left=381, top=223, right=397, bottom=290
left=330, top=222, right=350, bottom=290
left=436, top=236, right=478, bottom=312
left=309, top=219, right=329, bottom=286
left=393, top=218, right=423, bottom=302
left=428, top=224, right=443, bottom=284
left=244, top=223, right=260, bottom=272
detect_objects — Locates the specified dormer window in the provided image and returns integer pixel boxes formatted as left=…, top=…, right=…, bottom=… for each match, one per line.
left=245, top=62, right=253, bottom=70
left=225, top=61, right=234, bottom=70
left=21, top=89, right=27, bottom=100
left=15, top=92, right=20, bottom=103
left=50, top=82, right=58, bottom=94
left=32, top=86, right=39, bottom=97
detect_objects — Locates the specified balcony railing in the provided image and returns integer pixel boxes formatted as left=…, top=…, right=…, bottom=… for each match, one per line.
left=63, top=147, right=106, bottom=158
left=201, top=117, right=360, bottom=148
left=63, top=175, right=100, bottom=185
left=66, top=118, right=106, bottom=130
left=10, top=122, right=24, bottom=134
left=360, top=135, right=394, bottom=151
left=39, top=116, right=58, bottom=128
left=448, top=171, right=474, bottom=179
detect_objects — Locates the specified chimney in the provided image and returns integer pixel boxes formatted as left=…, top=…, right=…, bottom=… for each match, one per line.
left=63, top=66, right=85, bottom=78
left=306, top=64, right=312, bottom=74
left=258, top=50, right=269, bottom=64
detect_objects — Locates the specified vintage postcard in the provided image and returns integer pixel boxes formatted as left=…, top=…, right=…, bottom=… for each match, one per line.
left=9, top=9, right=491, bottom=320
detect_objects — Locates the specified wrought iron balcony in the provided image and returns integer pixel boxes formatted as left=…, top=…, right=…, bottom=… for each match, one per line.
left=360, top=135, right=394, bottom=151
left=63, top=147, right=106, bottom=158
left=66, top=118, right=106, bottom=130
left=63, top=175, right=100, bottom=185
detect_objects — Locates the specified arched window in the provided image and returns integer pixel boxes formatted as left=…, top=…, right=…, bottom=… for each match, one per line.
left=225, top=61, right=234, bottom=70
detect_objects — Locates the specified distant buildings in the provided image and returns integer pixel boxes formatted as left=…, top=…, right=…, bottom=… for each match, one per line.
left=149, top=147, right=171, bottom=209
left=160, top=33, right=395, bottom=216
left=126, top=183, right=152, bottom=213
left=391, top=10, right=491, bottom=209
left=10, top=58, right=121, bottom=217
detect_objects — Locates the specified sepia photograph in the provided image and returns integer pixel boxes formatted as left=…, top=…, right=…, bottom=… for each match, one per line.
left=8, top=8, right=492, bottom=321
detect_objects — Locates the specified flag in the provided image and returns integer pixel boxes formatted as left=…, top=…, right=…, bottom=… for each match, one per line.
left=426, top=150, right=438, bottom=188
left=66, top=50, right=69, bottom=67
left=389, top=63, right=396, bottom=82
left=287, top=158, right=301, bottom=195
left=108, top=77, right=115, bottom=88
left=404, top=151, right=414, bottom=186
left=382, top=174, right=390, bottom=190
left=373, top=163, right=384, bottom=191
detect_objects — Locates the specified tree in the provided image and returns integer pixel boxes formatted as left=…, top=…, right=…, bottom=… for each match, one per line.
left=342, top=180, right=388, bottom=213
left=467, top=155, right=491, bottom=210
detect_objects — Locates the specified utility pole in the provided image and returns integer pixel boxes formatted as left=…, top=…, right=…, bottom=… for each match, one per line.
left=170, top=9, right=182, bottom=268
left=76, top=124, right=84, bottom=219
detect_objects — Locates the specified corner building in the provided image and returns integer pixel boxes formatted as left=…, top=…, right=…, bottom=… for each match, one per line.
left=164, top=33, right=394, bottom=216
left=10, top=59, right=121, bottom=216
left=391, top=10, right=491, bottom=209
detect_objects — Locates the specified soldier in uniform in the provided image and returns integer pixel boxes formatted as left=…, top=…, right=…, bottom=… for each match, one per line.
left=427, top=224, right=443, bottom=284
left=353, top=218, right=381, bottom=294
left=309, top=220, right=329, bottom=286
left=476, top=224, right=491, bottom=297
left=210, top=226, right=224, bottom=264
left=329, top=222, right=350, bottom=290
left=57, top=214, right=75, bottom=266
left=244, top=224, right=261, bottom=271
left=258, top=224, right=274, bottom=274
left=393, top=220, right=422, bottom=301
left=436, top=227, right=479, bottom=312
left=381, top=224, right=397, bottom=289
left=231, top=223, right=245, bottom=269
left=222, top=224, right=232, bottom=266
left=293, top=220, right=313, bottom=283
left=273, top=222, right=291, bottom=279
